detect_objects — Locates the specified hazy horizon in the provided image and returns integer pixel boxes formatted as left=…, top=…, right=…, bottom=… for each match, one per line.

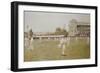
left=24, top=11, right=90, bottom=33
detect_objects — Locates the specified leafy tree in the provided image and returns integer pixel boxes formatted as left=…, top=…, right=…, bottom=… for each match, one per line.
left=56, top=27, right=61, bottom=32
left=55, top=27, right=62, bottom=35
left=61, top=29, right=68, bottom=37
left=55, top=27, right=68, bottom=37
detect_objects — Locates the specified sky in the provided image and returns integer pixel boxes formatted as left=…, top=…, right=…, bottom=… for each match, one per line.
left=24, top=11, right=90, bottom=32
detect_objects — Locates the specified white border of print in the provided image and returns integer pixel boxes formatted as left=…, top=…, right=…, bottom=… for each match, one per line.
left=18, top=5, right=95, bottom=68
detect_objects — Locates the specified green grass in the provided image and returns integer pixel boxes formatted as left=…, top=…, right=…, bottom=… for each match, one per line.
left=24, top=38, right=90, bottom=62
